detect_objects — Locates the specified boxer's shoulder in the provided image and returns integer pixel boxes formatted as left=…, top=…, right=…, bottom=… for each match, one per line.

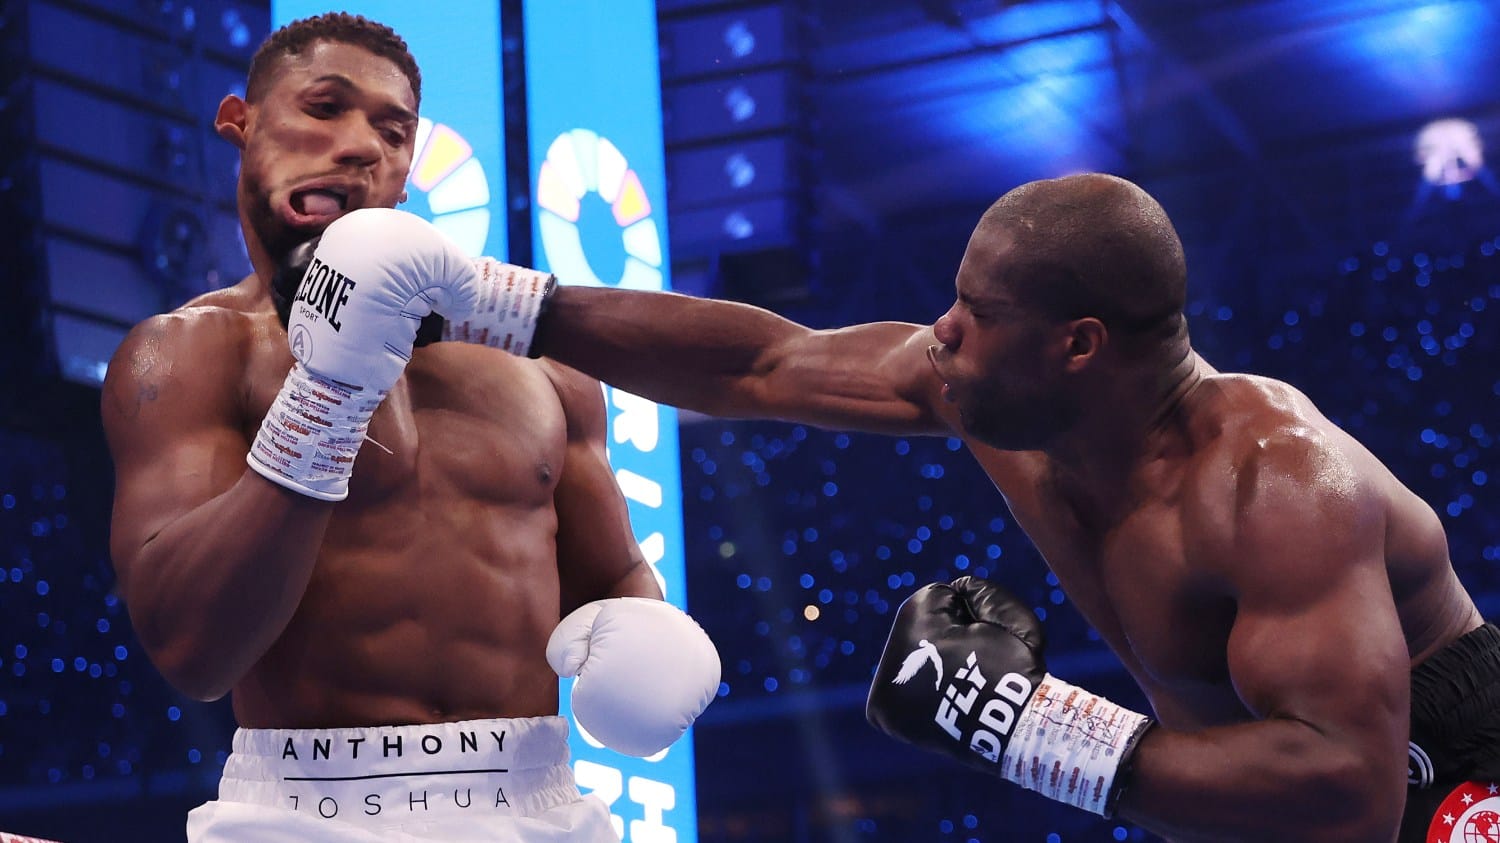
left=103, top=288, right=271, bottom=434
left=138, top=280, right=276, bottom=353
left=534, top=357, right=608, bottom=433
left=533, top=357, right=602, bottom=404
left=1184, top=373, right=1346, bottom=470
left=1178, top=373, right=1376, bottom=560
left=1192, top=371, right=1311, bottom=422
left=111, top=303, right=256, bottom=384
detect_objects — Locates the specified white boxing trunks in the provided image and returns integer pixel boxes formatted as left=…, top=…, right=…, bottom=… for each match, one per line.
left=186, top=716, right=617, bottom=842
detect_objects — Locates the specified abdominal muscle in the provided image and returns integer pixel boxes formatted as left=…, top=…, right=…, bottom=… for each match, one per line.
left=229, top=489, right=566, bottom=730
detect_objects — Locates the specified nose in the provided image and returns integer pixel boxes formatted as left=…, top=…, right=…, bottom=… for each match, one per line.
left=933, top=306, right=960, bottom=351
left=333, top=117, right=384, bottom=168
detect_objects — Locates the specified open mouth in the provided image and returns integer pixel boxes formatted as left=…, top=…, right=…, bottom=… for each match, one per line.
left=283, top=186, right=350, bottom=227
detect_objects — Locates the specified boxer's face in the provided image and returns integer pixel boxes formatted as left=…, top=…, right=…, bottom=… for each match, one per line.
left=226, top=40, right=418, bottom=264
left=931, top=224, right=1081, bottom=451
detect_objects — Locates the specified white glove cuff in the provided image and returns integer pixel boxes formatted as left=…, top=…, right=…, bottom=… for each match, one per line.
left=999, top=673, right=1152, bottom=816
left=442, top=258, right=556, bottom=357
left=247, top=363, right=385, bottom=502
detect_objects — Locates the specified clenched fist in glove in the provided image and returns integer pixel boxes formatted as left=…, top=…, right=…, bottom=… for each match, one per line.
left=867, top=577, right=1153, bottom=817
left=272, top=235, right=556, bottom=357
left=248, top=208, right=479, bottom=501
left=548, top=598, right=721, bottom=758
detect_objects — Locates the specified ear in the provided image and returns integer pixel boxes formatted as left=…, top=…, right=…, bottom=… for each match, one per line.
left=398, top=189, right=410, bottom=205
left=1061, top=317, right=1107, bottom=373
left=215, top=94, right=249, bottom=149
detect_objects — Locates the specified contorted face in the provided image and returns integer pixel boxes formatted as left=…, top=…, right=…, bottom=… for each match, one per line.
left=221, top=39, right=419, bottom=266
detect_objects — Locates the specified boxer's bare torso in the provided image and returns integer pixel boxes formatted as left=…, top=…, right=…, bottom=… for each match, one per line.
left=104, top=277, right=639, bottom=729
left=962, top=367, right=1482, bottom=730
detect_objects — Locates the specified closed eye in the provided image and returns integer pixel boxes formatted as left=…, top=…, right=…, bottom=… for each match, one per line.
left=307, top=99, right=342, bottom=118
left=378, top=123, right=410, bottom=146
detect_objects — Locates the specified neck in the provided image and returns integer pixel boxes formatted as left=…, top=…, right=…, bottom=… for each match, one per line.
left=1043, top=336, right=1209, bottom=518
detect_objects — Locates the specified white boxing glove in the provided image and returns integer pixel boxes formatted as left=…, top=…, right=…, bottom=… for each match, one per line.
left=248, top=208, right=479, bottom=501
left=548, top=597, right=721, bottom=757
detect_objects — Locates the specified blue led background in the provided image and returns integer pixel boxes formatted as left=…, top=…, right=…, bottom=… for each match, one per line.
left=2, top=2, right=1499, bottom=842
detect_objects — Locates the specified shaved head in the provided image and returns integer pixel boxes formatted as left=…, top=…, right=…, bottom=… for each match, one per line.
left=978, top=173, right=1187, bottom=335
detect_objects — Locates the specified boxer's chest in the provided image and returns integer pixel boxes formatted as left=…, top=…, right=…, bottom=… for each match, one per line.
left=243, top=343, right=566, bottom=506
left=1012, top=492, right=1248, bottom=725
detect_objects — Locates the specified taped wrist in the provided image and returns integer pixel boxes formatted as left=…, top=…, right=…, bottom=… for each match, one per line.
left=246, top=363, right=384, bottom=501
left=999, top=673, right=1153, bottom=817
left=441, top=258, right=556, bottom=358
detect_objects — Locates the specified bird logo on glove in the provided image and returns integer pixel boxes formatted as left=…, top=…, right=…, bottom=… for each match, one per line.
left=892, top=639, right=944, bottom=691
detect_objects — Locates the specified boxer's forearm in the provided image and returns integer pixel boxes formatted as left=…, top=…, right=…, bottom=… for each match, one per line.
left=124, top=472, right=332, bottom=702
left=543, top=286, right=805, bottom=418
left=561, top=558, right=663, bottom=617
left=1117, top=720, right=1402, bottom=842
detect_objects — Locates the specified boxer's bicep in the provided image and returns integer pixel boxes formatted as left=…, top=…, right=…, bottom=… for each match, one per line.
left=1221, top=439, right=1408, bottom=777
left=545, top=363, right=660, bottom=614
left=755, top=321, right=952, bottom=435
left=102, top=314, right=248, bottom=587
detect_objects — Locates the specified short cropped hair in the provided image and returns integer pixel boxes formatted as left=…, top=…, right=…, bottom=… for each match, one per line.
left=245, top=12, right=421, bottom=107
left=980, top=174, right=1187, bottom=335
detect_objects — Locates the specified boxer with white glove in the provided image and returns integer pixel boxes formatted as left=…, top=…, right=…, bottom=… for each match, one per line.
left=547, top=598, right=721, bottom=757
left=273, top=239, right=555, bottom=357
left=248, top=208, right=479, bottom=501
left=867, top=577, right=1153, bottom=817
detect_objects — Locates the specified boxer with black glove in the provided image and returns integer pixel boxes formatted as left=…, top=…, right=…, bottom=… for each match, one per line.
left=868, top=577, right=1152, bottom=817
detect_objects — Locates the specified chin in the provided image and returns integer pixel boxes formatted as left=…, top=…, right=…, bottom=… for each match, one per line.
left=960, top=402, right=1061, bottom=452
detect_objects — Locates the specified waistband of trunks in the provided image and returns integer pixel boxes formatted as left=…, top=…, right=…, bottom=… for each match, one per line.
left=215, top=716, right=581, bottom=823
left=1410, top=622, right=1500, bottom=779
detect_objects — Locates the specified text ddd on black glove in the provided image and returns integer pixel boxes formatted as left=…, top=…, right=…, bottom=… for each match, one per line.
left=866, top=576, right=1153, bottom=817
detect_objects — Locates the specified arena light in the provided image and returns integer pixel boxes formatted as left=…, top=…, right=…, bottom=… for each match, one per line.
left=723, top=18, right=757, bottom=58
left=1415, top=118, right=1484, bottom=187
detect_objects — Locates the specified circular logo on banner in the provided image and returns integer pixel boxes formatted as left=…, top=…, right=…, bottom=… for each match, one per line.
left=1427, top=781, right=1500, bottom=843
left=534, top=129, right=664, bottom=291
left=406, top=117, right=491, bottom=255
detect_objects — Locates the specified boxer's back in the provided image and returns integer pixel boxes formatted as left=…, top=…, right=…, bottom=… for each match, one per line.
left=110, top=278, right=578, bottom=729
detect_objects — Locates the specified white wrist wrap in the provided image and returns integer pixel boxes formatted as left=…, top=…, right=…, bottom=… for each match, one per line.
left=442, top=257, right=555, bottom=357
left=246, top=363, right=385, bottom=502
left=999, top=673, right=1152, bottom=816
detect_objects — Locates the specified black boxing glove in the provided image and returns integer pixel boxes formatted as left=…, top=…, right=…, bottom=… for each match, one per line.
left=271, top=236, right=474, bottom=349
left=867, top=577, right=1153, bottom=817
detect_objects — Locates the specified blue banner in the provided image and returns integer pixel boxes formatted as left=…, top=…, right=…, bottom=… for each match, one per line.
left=524, top=2, right=698, bottom=841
